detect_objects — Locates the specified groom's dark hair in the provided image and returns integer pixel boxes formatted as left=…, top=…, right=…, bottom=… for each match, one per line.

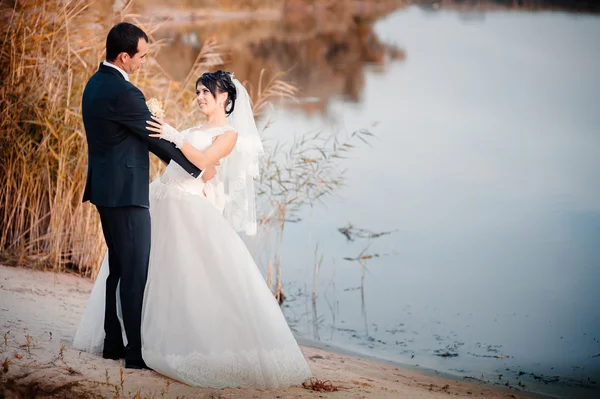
left=106, top=23, right=149, bottom=62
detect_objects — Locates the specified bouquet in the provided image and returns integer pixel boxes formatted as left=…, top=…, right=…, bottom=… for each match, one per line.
left=146, top=98, right=166, bottom=119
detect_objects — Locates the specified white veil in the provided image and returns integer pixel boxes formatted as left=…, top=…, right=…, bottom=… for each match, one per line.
left=222, top=78, right=264, bottom=236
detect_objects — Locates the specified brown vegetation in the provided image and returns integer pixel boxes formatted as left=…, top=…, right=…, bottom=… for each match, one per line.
left=0, top=1, right=226, bottom=276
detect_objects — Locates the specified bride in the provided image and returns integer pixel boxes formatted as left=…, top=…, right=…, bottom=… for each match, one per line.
left=73, top=70, right=312, bottom=389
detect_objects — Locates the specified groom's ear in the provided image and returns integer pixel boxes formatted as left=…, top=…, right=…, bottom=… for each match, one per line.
left=117, top=51, right=130, bottom=64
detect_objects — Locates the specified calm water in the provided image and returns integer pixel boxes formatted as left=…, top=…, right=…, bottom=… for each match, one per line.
left=160, top=5, right=600, bottom=398
left=262, top=7, right=600, bottom=399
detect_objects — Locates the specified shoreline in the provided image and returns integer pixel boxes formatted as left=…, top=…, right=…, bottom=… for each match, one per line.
left=0, top=264, right=543, bottom=398
left=296, top=337, right=552, bottom=399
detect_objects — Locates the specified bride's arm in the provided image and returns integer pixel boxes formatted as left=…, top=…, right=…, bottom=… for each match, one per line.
left=179, top=131, right=238, bottom=170
left=146, top=118, right=238, bottom=170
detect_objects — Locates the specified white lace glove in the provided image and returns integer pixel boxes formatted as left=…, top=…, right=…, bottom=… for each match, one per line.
left=159, top=123, right=185, bottom=148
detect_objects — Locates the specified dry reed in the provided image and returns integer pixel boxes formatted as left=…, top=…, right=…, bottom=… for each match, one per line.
left=1, top=0, right=104, bottom=275
left=1, top=1, right=233, bottom=275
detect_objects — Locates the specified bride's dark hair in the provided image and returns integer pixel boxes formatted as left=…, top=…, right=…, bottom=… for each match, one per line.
left=196, top=70, right=237, bottom=116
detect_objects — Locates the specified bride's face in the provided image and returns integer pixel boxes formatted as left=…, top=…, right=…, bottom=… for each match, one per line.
left=196, top=83, right=227, bottom=117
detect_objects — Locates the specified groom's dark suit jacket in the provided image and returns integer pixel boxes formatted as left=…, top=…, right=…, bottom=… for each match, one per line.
left=82, top=63, right=201, bottom=207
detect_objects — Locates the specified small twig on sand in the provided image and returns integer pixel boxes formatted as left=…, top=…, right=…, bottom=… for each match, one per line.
left=25, top=335, right=32, bottom=354
left=302, top=377, right=340, bottom=392
left=120, top=366, right=124, bottom=393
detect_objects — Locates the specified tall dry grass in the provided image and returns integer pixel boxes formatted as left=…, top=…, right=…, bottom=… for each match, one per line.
left=0, top=0, right=227, bottom=276
left=0, top=0, right=105, bottom=274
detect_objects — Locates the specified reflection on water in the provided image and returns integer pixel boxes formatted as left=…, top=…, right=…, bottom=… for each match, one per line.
left=261, top=6, right=598, bottom=399
left=154, top=3, right=405, bottom=116
left=150, top=3, right=600, bottom=399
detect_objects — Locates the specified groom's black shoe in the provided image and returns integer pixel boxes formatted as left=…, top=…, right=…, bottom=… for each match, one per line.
left=102, top=346, right=126, bottom=360
left=125, top=358, right=151, bottom=370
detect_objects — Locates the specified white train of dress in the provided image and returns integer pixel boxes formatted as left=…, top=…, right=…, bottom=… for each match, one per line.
left=73, top=125, right=311, bottom=389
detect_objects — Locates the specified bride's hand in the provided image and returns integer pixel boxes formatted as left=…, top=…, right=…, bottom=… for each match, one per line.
left=201, top=164, right=217, bottom=183
left=146, top=116, right=185, bottom=148
left=146, top=115, right=164, bottom=135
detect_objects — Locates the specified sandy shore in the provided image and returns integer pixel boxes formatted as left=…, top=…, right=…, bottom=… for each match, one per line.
left=0, top=265, right=541, bottom=398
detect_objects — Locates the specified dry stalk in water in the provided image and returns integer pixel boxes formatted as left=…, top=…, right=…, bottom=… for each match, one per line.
left=256, top=127, right=373, bottom=296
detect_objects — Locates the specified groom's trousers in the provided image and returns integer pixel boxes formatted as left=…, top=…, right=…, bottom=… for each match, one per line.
left=96, top=206, right=151, bottom=362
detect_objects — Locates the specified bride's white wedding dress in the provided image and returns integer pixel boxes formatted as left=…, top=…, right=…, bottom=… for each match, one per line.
left=73, top=125, right=311, bottom=389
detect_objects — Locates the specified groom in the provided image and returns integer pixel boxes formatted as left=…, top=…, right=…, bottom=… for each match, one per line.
left=81, top=23, right=210, bottom=369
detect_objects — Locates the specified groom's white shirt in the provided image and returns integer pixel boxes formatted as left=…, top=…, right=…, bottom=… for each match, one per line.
left=103, top=61, right=129, bottom=82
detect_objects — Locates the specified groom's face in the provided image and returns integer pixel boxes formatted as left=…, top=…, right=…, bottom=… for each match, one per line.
left=123, top=38, right=148, bottom=75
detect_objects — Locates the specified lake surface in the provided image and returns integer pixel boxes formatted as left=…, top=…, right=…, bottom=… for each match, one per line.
left=159, top=5, right=600, bottom=398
